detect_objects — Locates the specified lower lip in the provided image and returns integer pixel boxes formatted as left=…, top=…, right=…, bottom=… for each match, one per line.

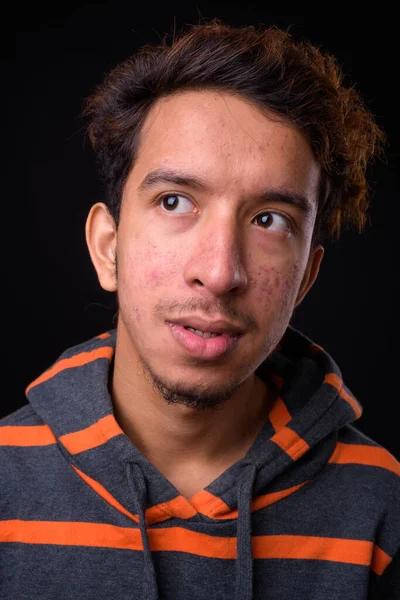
left=167, top=322, right=241, bottom=359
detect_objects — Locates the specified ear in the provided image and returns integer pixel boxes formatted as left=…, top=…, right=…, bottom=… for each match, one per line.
left=295, top=244, right=324, bottom=307
left=85, top=203, right=117, bottom=292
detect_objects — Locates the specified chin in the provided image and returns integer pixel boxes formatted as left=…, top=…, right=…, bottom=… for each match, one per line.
left=139, top=354, right=246, bottom=411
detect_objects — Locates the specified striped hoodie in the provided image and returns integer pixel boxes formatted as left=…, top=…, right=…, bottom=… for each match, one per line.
left=0, top=326, right=399, bottom=600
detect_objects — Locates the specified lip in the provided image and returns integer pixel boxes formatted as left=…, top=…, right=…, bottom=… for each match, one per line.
left=167, top=322, right=242, bottom=360
left=167, top=316, right=244, bottom=335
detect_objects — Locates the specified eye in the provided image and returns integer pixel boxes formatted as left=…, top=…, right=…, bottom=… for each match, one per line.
left=253, top=211, right=291, bottom=233
left=159, top=194, right=194, bottom=214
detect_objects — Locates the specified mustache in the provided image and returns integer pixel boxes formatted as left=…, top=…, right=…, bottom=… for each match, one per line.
left=154, top=298, right=259, bottom=333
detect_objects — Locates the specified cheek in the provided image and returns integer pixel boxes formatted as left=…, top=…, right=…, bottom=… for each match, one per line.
left=125, top=244, right=182, bottom=289
left=252, top=263, right=302, bottom=309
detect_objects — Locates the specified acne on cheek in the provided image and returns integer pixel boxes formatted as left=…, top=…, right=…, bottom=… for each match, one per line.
left=252, top=266, right=281, bottom=304
left=253, top=263, right=301, bottom=308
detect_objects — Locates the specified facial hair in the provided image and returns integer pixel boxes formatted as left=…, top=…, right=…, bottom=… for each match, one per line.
left=138, top=352, right=244, bottom=412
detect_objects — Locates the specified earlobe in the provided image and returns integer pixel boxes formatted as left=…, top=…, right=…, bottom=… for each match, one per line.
left=295, top=245, right=324, bottom=307
left=85, top=203, right=117, bottom=292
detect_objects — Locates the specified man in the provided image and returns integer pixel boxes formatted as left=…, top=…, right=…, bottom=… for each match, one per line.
left=1, top=20, right=399, bottom=600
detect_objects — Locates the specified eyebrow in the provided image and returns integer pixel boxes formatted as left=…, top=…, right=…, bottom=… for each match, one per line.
left=137, top=168, right=207, bottom=193
left=137, top=167, right=315, bottom=219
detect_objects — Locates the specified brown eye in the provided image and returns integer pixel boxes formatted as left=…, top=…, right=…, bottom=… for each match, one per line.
left=255, top=213, right=273, bottom=227
left=160, top=194, right=193, bottom=213
left=253, top=212, right=289, bottom=232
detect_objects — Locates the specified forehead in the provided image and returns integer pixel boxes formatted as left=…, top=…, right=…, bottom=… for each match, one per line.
left=129, top=90, right=320, bottom=202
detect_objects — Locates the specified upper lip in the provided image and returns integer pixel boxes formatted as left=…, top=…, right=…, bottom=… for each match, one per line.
left=168, top=317, right=244, bottom=336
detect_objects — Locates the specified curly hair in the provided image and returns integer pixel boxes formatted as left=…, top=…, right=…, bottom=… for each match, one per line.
left=84, top=20, right=385, bottom=245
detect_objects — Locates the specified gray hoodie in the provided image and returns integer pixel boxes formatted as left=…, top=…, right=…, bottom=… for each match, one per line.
left=1, top=326, right=399, bottom=599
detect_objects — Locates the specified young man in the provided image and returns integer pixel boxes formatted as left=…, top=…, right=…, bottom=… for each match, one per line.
left=1, top=21, right=399, bottom=600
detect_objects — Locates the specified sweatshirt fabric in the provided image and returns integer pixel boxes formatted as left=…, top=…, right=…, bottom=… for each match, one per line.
left=0, top=326, right=399, bottom=600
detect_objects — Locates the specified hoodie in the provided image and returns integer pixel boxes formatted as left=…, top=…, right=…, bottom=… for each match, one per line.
left=0, top=326, right=399, bottom=600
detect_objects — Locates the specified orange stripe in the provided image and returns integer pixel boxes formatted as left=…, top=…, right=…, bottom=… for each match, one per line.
left=60, top=415, right=123, bottom=454
left=309, top=343, right=323, bottom=357
left=339, top=387, right=362, bottom=418
left=192, top=482, right=308, bottom=520
left=371, top=544, right=393, bottom=576
left=71, top=470, right=307, bottom=524
left=189, top=490, right=232, bottom=517
left=0, top=520, right=234, bottom=557
left=0, top=520, right=142, bottom=550
left=324, top=373, right=362, bottom=418
left=96, top=333, right=111, bottom=340
left=250, top=481, right=308, bottom=515
left=26, top=346, right=114, bottom=394
left=271, top=426, right=310, bottom=460
left=72, top=465, right=196, bottom=525
left=149, top=526, right=236, bottom=558
left=71, top=465, right=138, bottom=523
left=269, top=396, right=292, bottom=432
left=0, top=424, right=56, bottom=447
left=329, top=442, right=400, bottom=476
left=147, top=496, right=197, bottom=524
left=252, top=535, right=382, bottom=572
left=0, top=520, right=388, bottom=572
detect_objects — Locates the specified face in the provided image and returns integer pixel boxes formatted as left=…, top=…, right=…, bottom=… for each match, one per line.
left=88, top=90, right=323, bottom=409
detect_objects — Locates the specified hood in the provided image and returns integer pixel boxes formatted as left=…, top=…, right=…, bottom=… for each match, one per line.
left=25, top=326, right=362, bottom=600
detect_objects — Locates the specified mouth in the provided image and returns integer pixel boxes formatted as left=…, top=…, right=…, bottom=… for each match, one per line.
left=182, top=326, right=222, bottom=339
left=166, top=321, right=242, bottom=360
left=167, top=316, right=244, bottom=336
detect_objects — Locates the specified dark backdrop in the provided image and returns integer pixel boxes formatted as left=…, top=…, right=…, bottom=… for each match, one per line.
left=6, top=4, right=399, bottom=458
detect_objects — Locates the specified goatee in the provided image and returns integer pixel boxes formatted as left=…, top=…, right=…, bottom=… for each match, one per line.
left=139, top=356, right=241, bottom=411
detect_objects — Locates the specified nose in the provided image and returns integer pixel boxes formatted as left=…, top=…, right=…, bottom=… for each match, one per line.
left=183, top=216, right=248, bottom=296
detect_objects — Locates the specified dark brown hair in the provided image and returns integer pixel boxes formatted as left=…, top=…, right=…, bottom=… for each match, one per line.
left=84, top=20, right=385, bottom=245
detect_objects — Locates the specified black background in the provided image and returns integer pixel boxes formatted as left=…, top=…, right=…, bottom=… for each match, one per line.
left=5, top=4, right=399, bottom=457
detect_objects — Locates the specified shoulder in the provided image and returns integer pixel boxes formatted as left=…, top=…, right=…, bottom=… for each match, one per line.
left=329, top=424, right=400, bottom=502
left=0, top=405, right=53, bottom=467
left=0, top=404, right=41, bottom=427
left=326, top=426, right=400, bottom=585
left=0, top=404, right=52, bottom=461
left=332, top=424, right=399, bottom=482
left=326, top=424, right=399, bottom=532
left=332, top=425, right=399, bottom=540
left=0, top=405, right=58, bottom=517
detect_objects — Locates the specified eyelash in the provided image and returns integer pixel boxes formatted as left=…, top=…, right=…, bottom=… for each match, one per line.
left=157, top=193, right=294, bottom=233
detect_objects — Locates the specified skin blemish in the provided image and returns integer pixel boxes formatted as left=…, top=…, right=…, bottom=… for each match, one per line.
left=253, top=266, right=283, bottom=303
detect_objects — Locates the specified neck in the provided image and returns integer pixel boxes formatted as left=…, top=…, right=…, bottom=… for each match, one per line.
left=110, top=323, right=276, bottom=476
